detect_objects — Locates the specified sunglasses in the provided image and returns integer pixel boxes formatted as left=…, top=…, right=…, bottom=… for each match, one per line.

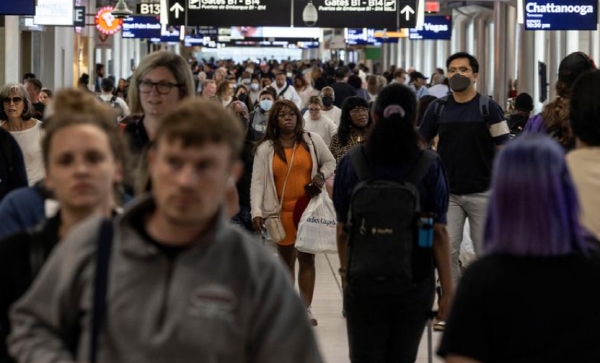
left=2, top=97, right=23, bottom=104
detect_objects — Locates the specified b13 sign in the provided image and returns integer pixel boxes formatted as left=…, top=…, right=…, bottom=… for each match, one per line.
left=525, top=0, right=598, bottom=30
left=409, top=15, right=452, bottom=40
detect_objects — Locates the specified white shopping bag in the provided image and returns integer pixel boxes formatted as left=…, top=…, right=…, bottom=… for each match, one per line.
left=295, top=192, right=338, bottom=254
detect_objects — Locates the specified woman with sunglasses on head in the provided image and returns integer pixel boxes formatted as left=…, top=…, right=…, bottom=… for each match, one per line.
left=0, top=88, right=127, bottom=363
left=123, top=51, right=196, bottom=195
left=329, top=96, right=372, bottom=163
left=0, top=84, right=45, bottom=185
left=251, top=99, right=336, bottom=326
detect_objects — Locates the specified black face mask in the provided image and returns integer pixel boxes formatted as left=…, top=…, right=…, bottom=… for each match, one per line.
left=237, top=93, right=247, bottom=103
left=448, top=74, right=472, bottom=93
left=322, top=96, right=334, bottom=107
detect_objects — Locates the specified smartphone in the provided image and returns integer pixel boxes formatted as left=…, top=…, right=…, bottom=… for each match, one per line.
left=304, top=182, right=321, bottom=197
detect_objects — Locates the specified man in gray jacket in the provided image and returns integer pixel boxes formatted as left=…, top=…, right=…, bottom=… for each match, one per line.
left=8, top=98, right=323, bottom=363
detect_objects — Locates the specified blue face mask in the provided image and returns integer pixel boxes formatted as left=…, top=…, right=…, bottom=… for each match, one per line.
left=250, top=83, right=259, bottom=91
left=260, top=99, right=273, bottom=111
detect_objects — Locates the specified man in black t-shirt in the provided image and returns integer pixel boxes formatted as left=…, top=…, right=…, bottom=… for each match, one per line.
left=331, top=66, right=357, bottom=108
left=419, top=52, right=510, bottom=284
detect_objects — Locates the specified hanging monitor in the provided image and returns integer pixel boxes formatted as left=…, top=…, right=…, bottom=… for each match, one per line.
left=0, top=0, right=35, bottom=15
left=524, top=0, right=598, bottom=30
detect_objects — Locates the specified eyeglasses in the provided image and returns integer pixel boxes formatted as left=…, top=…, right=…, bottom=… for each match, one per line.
left=447, top=67, right=472, bottom=75
left=350, top=107, right=368, bottom=115
left=2, top=97, right=23, bottom=105
left=138, top=80, right=182, bottom=95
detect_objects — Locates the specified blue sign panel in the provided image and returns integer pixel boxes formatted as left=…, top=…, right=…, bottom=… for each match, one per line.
left=409, top=15, right=452, bottom=40
left=524, top=0, right=598, bottom=30
left=122, top=16, right=162, bottom=39
left=0, top=0, right=35, bottom=15
left=347, top=28, right=379, bottom=45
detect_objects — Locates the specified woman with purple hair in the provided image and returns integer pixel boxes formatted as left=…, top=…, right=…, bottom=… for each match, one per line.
left=438, top=133, right=600, bottom=363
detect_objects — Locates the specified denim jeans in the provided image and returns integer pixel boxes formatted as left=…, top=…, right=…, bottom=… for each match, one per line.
left=344, top=275, right=435, bottom=363
left=447, top=192, right=490, bottom=284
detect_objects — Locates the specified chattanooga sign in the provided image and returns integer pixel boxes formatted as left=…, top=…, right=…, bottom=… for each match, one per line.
left=525, top=0, right=597, bottom=30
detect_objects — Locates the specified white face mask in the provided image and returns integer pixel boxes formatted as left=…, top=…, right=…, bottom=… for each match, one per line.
left=250, top=83, right=260, bottom=91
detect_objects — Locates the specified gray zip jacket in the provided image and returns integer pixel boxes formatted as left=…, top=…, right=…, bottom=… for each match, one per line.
left=9, top=197, right=323, bottom=363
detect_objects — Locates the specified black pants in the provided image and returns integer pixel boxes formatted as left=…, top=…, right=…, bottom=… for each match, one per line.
left=344, top=275, right=435, bottom=363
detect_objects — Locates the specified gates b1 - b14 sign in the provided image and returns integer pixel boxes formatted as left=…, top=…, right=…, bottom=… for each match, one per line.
left=525, top=0, right=597, bottom=30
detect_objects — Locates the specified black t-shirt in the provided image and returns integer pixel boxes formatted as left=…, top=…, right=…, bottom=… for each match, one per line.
left=331, top=82, right=357, bottom=108
left=419, top=94, right=509, bottom=194
left=438, top=253, right=600, bottom=362
left=32, top=102, right=45, bottom=119
left=131, top=212, right=189, bottom=260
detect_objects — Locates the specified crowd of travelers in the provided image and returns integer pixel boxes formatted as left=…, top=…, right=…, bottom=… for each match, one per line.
left=0, top=48, right=599, bottom=363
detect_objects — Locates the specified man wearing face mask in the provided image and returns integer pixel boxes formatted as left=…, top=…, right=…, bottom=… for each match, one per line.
left=419, top=52, right=510, bottom=287
left=250, top=88, right=276, bottom=135
left=319, top=87, right=342, bottom=126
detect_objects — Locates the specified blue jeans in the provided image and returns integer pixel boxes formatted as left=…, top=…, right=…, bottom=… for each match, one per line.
left=344, top=275, right=435, bottom=363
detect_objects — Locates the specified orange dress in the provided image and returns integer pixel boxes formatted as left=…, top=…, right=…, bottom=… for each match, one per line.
left=272, top=145, right=313, bottom=246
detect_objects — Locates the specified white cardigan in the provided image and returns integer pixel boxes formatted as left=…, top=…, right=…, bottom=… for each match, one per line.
left=250, top=132, right=336, bottom=219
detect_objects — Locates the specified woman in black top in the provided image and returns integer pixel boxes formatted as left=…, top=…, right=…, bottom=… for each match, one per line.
left=0, top=89, right=127, bottom=363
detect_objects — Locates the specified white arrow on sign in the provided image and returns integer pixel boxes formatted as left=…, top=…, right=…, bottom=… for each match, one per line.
left=400, top=5, right=415, bottom=21
left=170, top=2, right=185, bottom=18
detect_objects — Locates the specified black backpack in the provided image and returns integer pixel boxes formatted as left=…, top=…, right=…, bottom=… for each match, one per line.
left=346, top=146, right=436, bottom=295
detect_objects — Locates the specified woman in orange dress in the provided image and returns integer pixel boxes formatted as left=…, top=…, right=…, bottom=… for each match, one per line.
left=251, top=99, right=336, bottom=326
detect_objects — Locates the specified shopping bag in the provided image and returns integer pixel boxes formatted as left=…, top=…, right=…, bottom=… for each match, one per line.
left=295, top=192, right=337, bottom=254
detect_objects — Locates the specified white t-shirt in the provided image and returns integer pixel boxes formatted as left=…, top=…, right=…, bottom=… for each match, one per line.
left=99, top=93, right=131, bottom=120
left=303, top=114, right=338, bottom=147
left=298, top=86, right=318, bottom=109
left=321, top=106, right=342, bottom=126
left=1, top=119, right=45, bottom=185
left=429, top=84, right=450, bottom=99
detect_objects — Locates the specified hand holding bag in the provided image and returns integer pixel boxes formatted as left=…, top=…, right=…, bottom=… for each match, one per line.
left=265, top=143, right=297, bottom=243
left=295, top=192, right=337, bottom=254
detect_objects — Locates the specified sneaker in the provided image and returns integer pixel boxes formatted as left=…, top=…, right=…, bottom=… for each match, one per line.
left=433, top=321, right=445, bottom=331
left=307, top=308, right=318, bottom=326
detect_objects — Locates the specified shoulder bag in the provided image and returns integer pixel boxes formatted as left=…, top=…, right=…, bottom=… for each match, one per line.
left=265, top=143, right=297, bottom=242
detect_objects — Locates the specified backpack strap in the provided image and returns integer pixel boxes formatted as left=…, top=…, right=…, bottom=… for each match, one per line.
left=110, top=95, right=117, bottom=104
left=277, top=84, right=290, bottom=99
left=90, top=219, right=114, bottom=363
left=349, top=145, right=373, bottom=181
left=405, top=150, right=437, bottom=186
left=432, top=95, right=449, bottom=122
left=479, top=94, right=491, bottom=125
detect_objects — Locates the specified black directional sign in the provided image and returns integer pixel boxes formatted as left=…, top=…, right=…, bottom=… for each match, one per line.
left=167, top=0, right=186, bottom=26
left=398, top=0, right=418, bottom=29
left=187, top=0, right=291, bottom=27
left=293, top=0, right=399, bottom=28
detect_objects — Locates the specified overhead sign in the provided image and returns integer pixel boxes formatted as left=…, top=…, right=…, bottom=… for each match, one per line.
left=95, top=7, right=123, bottom=35
left=122, top=16, right=162, bottom=39
left=294, top=0, right=400, bottom=28
left=398, top=0, right=419, bottom=28
left=167, top=0, right=186, bottom=26
left=347, top=28, right=380, bottom=45
left=0, top=0, right=35, bottom=15
left=74, top=6, right=86, bottom=27
left=524, top=0, right=597, bottom=30
left=34, top=0, right=75, bottom=26
left=160, top=0, right=291, bottom=26
left=409, top=15, right=451, bottom=40
left=161, top=25, right=182, bottom=42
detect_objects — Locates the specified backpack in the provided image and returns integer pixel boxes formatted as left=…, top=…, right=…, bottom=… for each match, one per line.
left=0, top=128, right=14, bottom=177
left=346, top=146, right=437, bottom=295
left=100, top=95, right=125, bottom=120
left=432, top=94, right=491, bottom=125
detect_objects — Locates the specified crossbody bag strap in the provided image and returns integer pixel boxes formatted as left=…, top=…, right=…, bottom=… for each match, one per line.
left=90, top=219, right=114, bottom=363
left=278, top=142, right=297, bottom=213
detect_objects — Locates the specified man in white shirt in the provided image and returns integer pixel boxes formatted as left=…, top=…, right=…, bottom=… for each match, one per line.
left=99, top=78, right=130, bottom=121
left=271, top=72, right=302, bottom=108
left=319, top=87, right=342, bottom=126
left=303, top=96, right=338, bottom=146
left=428, top=73, right=450, bottom=98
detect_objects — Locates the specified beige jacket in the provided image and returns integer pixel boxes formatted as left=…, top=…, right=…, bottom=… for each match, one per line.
left=251, top=132, right=336, bottom=219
